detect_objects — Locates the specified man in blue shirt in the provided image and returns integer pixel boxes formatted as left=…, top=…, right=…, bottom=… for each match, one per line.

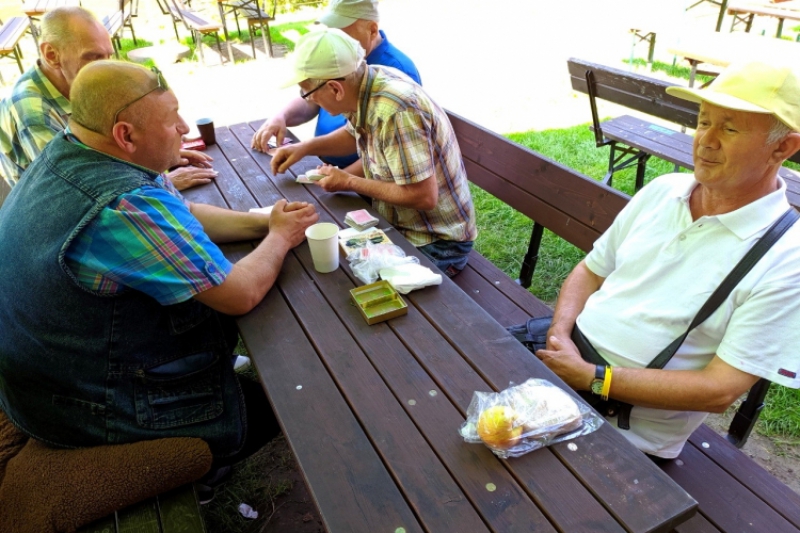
left=251, top=0, right=420, bottom=175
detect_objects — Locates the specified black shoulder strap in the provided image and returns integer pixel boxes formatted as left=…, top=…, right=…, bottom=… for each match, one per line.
left=648, top=207, right=799, bottom=369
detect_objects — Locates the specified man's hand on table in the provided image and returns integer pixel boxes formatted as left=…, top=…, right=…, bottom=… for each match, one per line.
left=179, top=149, right=213, bottom=168
left=166, top=165, right=218, bottom=191
left=252, top=116, right=287, bottom=153
left=316, top=164, right=355, bottom=192
left=270, top=142, right=310, bottom=174
left=535, top=335, right=595, bottom=391
left=268, top=199, right=319, bottom=248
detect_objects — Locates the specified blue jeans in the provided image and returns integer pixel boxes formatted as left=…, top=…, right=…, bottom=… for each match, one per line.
left=418, top=240, right=474, bottom=278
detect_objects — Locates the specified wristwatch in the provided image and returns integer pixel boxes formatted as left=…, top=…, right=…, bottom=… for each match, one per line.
left=590, top=365, right=606, bottom=396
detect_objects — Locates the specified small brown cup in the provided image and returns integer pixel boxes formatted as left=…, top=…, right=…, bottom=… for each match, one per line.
left=196, top=118, right=216, bottom=146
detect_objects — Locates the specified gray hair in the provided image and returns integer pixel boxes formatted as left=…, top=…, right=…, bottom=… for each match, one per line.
left=766, top=115, right=794, bottom=145
left=40, top=6, right=99, bottom=49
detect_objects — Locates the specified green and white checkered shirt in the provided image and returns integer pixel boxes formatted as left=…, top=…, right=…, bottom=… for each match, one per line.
left=345, top=65, right=477, bottom=247
left=0, top=62, right=70, bottom=187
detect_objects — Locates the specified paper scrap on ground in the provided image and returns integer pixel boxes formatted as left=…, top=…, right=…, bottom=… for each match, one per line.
left=248, top=205, right=273, bottom=216
left=380, top=263, right=442, bottom=293
left=238, top=503, right=258, bottom=520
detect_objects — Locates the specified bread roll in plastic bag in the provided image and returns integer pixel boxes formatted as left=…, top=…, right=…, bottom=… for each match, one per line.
left=459, top=378, right=603, bottom=458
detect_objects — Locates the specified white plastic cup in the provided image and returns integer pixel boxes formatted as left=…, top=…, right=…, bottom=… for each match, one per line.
left=305, top=222, right=340, bottom=273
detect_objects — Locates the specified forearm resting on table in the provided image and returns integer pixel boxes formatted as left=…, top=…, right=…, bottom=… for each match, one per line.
left=549, top=261, right=604, bottom=336
left=189, top=203, right=269, bottom=243
left=606, top=356, right=761, bottom=413
left=193, top=232, right=293, bottom=315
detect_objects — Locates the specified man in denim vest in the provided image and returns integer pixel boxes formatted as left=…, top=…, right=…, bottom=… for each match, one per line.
left=0, top=62, right=317, bottom=477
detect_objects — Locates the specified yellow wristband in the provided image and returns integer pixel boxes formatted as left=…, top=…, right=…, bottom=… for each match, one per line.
left=601, top=366, right=612, bottom=401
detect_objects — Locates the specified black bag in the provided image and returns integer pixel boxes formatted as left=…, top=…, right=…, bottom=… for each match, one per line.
left=507, top=208, right=799, bottom=430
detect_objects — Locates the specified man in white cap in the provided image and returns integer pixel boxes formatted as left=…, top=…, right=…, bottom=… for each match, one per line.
left=270, top=29, right=476, bottom=277
left=251, top=0, right=420, bottom=174
left=534, top=61, right=800, bottom=460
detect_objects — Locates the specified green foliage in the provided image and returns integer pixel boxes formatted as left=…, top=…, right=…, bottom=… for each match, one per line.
left=116, top=38, right=156, bottom=68
left=623, top=58, right=714, bottom=85
left=759, top=385, right=800, bottom=441
left=274, top=0, right=324, bottom=13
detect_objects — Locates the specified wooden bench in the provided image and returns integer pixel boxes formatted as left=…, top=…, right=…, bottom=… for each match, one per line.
left=0, top=17, right=31, bottom=85
left=727, top=0, right=800, bottom=37
left=77, top=484, right=206, bottom=532
left=446, top=110, right=800, bottom=532
left=567, top=57, right=800, bottom=208
left=166, top=0, right=233, bottom=65
left=102, top=0, right=138, bottom=59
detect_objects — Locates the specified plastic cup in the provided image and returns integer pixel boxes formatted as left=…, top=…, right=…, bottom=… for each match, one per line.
left=196, top=118, right=216, bottom=146
left=305, top=223, right=340, bottom=273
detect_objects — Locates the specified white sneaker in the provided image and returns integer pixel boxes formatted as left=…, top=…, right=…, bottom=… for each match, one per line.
left=234, top=355, right=251, bottom=371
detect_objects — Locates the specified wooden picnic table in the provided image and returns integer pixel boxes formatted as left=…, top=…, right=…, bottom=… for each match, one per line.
left=21, top=0, right=81, bottom=48
left=668, top=30, right=800, bottom=86
left=181, top=121, right=698, bottom=533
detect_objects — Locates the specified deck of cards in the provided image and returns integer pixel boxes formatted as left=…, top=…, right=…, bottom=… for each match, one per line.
left=345, top=209, right=379, bottom=231
left=296, top=171, right=325, bottom=184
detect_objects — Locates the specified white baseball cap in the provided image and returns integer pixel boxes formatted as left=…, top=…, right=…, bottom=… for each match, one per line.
left=318, top=0, right=379, bottom=29
left=280, top=28, right=365, bottom=89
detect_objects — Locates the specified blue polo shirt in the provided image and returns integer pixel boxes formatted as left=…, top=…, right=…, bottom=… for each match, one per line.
left=315, top=30, right=420, bottom=168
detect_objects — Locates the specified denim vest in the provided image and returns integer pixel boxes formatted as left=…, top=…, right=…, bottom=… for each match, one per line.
left=0, top=133, right=245, bottom=458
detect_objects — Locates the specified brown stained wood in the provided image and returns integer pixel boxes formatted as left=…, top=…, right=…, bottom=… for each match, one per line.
left=688, top=425, right=800, bottom=528
left=452, top=259, right=541, bottom=327
left=449, top=111, right=628, bottom=234
left=157, top=485, right=206, bottom=533
left=672, top=513, right=722, bottom=533
left=274, top=252, right=514, bottom=533
left=458, top=251, right=554, bottom=323
left=237, top=280, right=424, bottom=533
left=463, top=158, right=602, bottom=252
left=196, top=140, right=258, bottom=212
left=660, top=440, right=798, bottom=532
left=116, top=499, right=161, bottom=533
left=400, top=278, right=697, bottom=533
left=287, top=244, right=621, bottom=533
left=213, top=126, right=285, bottom=208
left=568, top=58, right=700, bottom=129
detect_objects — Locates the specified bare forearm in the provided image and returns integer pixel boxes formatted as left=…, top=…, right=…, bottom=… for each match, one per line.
left=606, top=359, right=760, bottom=412
left=279, top=98, right=320, bottom=127
left=549, top=261, right=604, bottom=336
left=189, top=203, right=269, bottom=243
left=303, top=128, right=358, bottom=157
left=195, top=232, right=293, bottom=315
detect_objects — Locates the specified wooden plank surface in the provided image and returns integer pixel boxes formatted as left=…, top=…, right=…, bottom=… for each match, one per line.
left=214, top=122, right=698, bottom=533
left=158, top=486, right=206, bottom=533
left=116, top=499, right=161, bottom=533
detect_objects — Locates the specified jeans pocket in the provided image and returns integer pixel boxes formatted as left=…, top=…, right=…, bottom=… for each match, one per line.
left=134, top=352, right=224, bottom=429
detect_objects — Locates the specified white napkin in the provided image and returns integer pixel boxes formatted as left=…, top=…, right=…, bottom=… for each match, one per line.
left=379, top=263, right=442, bottom=294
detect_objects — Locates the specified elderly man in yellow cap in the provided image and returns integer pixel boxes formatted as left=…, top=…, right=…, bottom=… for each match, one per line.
left=532, top=61, right=800, bottom=460
left=271, top=28, right=475, bottom=277
left=251, top=0, right=419, bottom=176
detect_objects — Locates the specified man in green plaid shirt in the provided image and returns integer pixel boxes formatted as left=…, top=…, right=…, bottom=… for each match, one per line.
left=271, top=29, right=477, bottom=277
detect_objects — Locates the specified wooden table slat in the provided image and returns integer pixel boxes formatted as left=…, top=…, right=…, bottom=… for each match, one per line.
left=238, top=281, right=425, bottom=533
left=157, top=486, right=207, bottom=533
left=115, top=499, right=161, bottom=533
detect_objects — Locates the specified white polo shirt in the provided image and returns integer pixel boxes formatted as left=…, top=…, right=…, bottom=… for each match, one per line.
left=578, top=173, right=800, bottom=458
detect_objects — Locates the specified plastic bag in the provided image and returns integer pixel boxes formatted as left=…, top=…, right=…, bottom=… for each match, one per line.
left=347, top=242, right=418, bottom=285
left=459, top=378, right=604, bottom=459
left=379, top=263, right=442, bottom=294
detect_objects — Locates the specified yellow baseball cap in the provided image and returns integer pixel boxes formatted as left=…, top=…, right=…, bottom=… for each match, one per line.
left=280, top=28, right=365, bottom=88
left=666, top=61, right=800, bottom=132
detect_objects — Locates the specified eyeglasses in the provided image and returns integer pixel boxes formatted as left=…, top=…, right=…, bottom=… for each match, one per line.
left=299, top=78, right=344, bottom=100
left=112, top=66, right=170, bottom=124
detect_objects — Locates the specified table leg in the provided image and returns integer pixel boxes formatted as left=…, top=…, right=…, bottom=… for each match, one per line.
left=217, top=2, right=235, bottom=64
left=715, top=0, right=728, bottom=32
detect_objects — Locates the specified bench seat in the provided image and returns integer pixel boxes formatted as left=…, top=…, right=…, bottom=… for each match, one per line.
left=449, top=109, right=800, bottom=533
left=0, top=17, right=31, bottom=82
